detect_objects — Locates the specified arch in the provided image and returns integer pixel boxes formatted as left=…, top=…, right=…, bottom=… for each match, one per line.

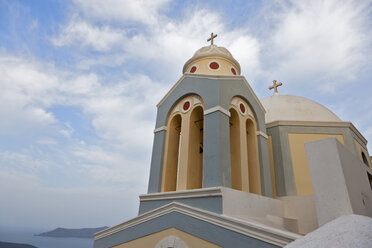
left=229, top=95, right=260, bottom=130
left=229, top=96, right=261, bottom=194
left=165, top=93, right=203, bottom=118
left=187, top=106, right=204, bottom=189
left=161, top=95, right=204, bottom=192
left=155, top=236, right=187, bottom=248
left=229, top=108, right=242, bottom=190
left=246, top=118, right=261, bottom=194
left=362, top=151, right=369, bottom=167
left=162, top=114, right=181, bottom=192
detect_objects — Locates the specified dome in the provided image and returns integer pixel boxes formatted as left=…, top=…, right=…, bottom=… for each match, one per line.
left=261, top=94, right=342, bottom=123
left=183, top=44, right=241, bottom=75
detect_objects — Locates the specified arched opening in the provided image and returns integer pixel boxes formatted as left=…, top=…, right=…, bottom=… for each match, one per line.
left=230, top=108, right=242, bottom=190
left=187, top=106, right=204, bottom=189
left=162, top=114, right=181, bottom=192
left=362, top=151, right=369, bottom=167
left=246, top=119, right=261, bottom=194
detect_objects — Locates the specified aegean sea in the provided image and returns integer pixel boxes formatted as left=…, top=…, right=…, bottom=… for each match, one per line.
left=0, top=227, right=93, bottom=248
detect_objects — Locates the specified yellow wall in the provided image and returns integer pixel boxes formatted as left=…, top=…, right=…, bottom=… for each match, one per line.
left=112, top=228, right=222, bottom=248
left=267, top=135, right=277, bottom=197
left=354, top=138, right=372, bottom=168
left=288, top=133, right=344, bottom=196
left=185, top=57, right=239, bottom=76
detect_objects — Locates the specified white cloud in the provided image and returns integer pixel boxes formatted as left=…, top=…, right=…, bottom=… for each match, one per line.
left=52, top=6, right=261, bottom=82
left=52, top=17, right=125, bottom=52
left=72, top=0, right=171, bottom=25
left=0, top=56, right=58, bottom=134
left=262, top=0, right=371, bottom=91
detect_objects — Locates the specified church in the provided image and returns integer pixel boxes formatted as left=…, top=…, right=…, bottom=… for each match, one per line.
left=93, top=34, right=372, bottom=247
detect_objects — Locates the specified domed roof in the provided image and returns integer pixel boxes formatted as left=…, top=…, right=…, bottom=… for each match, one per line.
left=183, top=44, right=241, bottom=74
left=261, top=94, right=342, bottom=123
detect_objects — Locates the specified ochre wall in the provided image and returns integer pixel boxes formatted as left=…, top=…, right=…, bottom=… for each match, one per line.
left=354, top=138, right=372, bottom=168
left=288, top=133, right=344, bottom=196
left=185, top=57, right=239, bottom=76
left=112, top=228, right=222, bottom=248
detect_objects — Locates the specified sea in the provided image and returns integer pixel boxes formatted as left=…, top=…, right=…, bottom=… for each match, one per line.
left=0, top=227, right=93, bottom=248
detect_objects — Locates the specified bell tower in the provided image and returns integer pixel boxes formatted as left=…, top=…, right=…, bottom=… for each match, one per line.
left=147, top=35, right=272, bottom=197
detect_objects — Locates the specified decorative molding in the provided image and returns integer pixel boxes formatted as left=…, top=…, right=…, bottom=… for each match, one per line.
left=204, top=106, right=231, bottom=117
left=140, top=187, right=223, bottom=202
left=94, top=202, right=301, bottom=246
left=155, top=235, right=187, bottom=248
left=266, top=120, right=351, bottom=129
left=157, top=75, right=186, bottom=107
left=266, top=121, right=367, bottom=145
left=256, top=131, right=268, bottom=139
left=193, top=97, right=201, bottom=105
left=208, top=60, right=221, bottom=72
left=172, top=105, right=179, bottom=114
left=181, top=100, right=192, bottom=113
left=349, top=122, right=368, bottom=145
left=154, top=126, right=167, bottom=133
left=238, top=101, right=247, bottom=116
left=157, top=75, right=265, bottom=114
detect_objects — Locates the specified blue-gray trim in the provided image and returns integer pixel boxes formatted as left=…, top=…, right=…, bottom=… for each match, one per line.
left=147, top=75, right=272, bottom=197
left=257, top=135, right=273, bottom=196
left=203, top=111, right=231, bottom=188
left=266, top=126, right=296, bottom=196
left=138, top=196, right=222, bottom=215
left=148, top=130, right=166, bottom=193
left=94, top=211, right=279, bottom=248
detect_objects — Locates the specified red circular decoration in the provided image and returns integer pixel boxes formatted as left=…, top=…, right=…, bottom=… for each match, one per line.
left=239, top=103, right=246, bottom=113
left=183, top=101, right=190, bottom=111
left=231, top=67, right=237, bottom=75
left=190, top=66, right=197, bottom=73
left=209, top=62, right=219, bottom=70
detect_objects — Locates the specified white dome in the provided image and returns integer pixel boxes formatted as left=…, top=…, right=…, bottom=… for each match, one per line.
left=183, top=44, right=241, bottom=74
left=261, top=94, right=342, bottom=123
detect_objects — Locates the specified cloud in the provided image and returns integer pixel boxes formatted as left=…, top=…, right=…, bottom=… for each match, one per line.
left=0, top=52, right=160, bottom=199
left=52, top=5, right=261, bottom=82
left=0, top=56, right=57, bottom=135
left=0, top=53, right=164, bottom=147
left=261, top=0, right=372, bottom=92
left=72, top=0, right=171, bottom=25
left=51, top=17, right=125, bottom=52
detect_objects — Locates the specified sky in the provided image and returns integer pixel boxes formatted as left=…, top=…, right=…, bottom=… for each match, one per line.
left=0, top=0, right=372, bottom=229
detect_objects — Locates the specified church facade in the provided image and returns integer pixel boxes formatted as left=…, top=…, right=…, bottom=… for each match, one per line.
left=94, top=34, right=372, bottom=247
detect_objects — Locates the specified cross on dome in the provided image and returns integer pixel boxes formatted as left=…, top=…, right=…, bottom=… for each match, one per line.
left=207, top=32, right=217, bottom=45
left=269, top=80, right=283, bottom=94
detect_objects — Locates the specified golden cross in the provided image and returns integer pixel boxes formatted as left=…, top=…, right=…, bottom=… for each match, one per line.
left=269, top=80, right=283, bottom=94
left=207, top=32, right=217, bottom=45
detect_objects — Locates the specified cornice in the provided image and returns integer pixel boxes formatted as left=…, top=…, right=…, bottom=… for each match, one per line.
left=266, top=121, right=368, bottom=145
left=157, top=75, right=266, bottom=115
left=139, top=187, right=223, bottom=201
left=94, top=202, right=301, bottom=247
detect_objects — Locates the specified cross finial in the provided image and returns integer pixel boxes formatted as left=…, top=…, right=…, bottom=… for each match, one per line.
left=269, top=80, right=283, bottom=94
left=207, top=32, right=217, bottom=45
